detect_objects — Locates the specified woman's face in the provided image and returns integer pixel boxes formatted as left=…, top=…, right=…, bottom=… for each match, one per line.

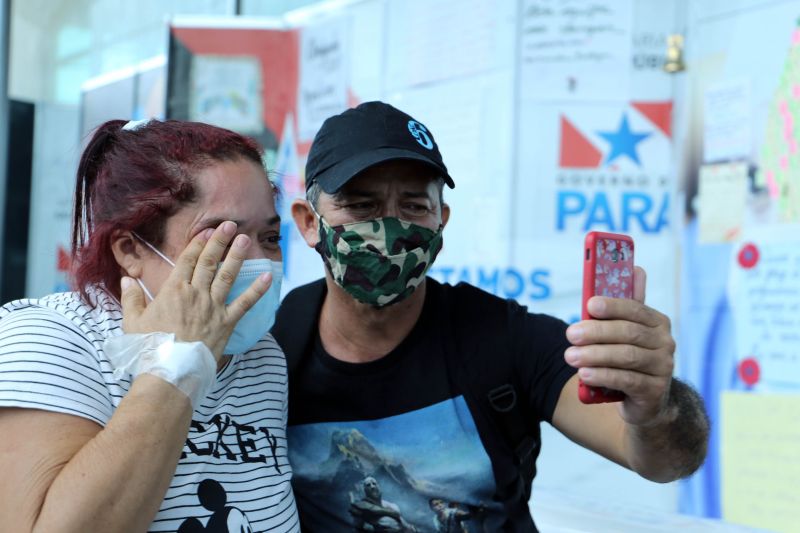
left=138, top=157, right=282, bottom=297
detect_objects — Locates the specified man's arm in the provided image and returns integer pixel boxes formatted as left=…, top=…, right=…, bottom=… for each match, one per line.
left=552, top=375, right=709, bottom=482
left=551, top=267, right=710, bottom=482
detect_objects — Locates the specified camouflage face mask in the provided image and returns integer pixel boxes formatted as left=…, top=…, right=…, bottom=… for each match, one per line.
left=314, top=214, right=443, bottom=307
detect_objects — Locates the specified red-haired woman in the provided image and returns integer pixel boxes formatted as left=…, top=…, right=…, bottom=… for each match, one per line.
left=0, top=119, right=299, bottom=532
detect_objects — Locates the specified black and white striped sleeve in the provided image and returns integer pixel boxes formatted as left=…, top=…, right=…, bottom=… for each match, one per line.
left=0, top=306, right=114, bottom=426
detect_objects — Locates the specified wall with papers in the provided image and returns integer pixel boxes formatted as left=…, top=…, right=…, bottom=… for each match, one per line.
left=163, top=2, right=800, bottom=528
left=164, top=0, right=684, bottom=516
left=676, top=1, right=800, bottom=531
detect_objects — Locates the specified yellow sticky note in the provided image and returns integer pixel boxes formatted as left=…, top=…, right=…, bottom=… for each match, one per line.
left=698, top=162, right=748, bottom=243
left=721, top=392, right=800, bottom=532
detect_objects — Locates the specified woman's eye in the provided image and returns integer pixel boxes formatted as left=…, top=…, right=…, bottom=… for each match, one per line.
left=260, top=234, right=282, bottom=247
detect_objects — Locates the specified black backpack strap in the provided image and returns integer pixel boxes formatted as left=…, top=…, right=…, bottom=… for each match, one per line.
left=486, top=383, right=540, bottom=491
left=441, top=282, right=540, bottom=499
left=271, top=278, right=327, bottom=375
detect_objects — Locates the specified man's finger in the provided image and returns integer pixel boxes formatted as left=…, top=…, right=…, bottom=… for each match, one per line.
left=634, top=265, right=646, bottom=304
left=577, top=366, right=661, bottom=397
left=225, top=273, right=272, bottom=322
left=585, top=296, right=664, bottom=328
left=564, top=344, right=673, bottom=377
left=191, top=221, right=238, bottom=288
left=566, top=319, right=666, bottom=349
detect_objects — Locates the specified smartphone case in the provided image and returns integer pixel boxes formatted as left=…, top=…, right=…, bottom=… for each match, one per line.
left=579, top=231, right=635, bottom=404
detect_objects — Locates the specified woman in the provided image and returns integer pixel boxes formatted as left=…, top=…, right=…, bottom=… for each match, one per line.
left=0, top=119, right=299, bottom=532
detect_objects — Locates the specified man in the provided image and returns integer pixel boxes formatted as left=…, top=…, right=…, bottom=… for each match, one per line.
left=273, top=101, right=709, bottom=532
left=349, top=476, right=418, bottom=532
left=428, top=498, right=483, bottom=533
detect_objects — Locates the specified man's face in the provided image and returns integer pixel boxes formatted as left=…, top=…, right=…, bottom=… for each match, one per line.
left=363, top=477, right=381, bottom=500
left=316, top=160, right=447, bottom=232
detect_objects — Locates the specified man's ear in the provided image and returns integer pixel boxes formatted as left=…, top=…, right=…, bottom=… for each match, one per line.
left=291, top=198, right=320, bottom=248
left=110, top=230, right=145, bottom=279
left=440, top=202, right=451, bottom=229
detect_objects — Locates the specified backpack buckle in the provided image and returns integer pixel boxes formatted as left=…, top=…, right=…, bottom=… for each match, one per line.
left=487, top=383, right=517, bottom=413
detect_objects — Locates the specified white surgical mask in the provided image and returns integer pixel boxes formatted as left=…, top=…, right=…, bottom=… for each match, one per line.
left=133, top=233, right=282, bottom=354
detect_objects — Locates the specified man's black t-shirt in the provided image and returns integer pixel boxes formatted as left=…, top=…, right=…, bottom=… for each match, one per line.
left=273, top=278, right=576, bottom=532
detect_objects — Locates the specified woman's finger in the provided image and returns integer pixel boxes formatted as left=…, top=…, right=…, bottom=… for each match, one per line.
left=190, top=221, right=237, bottom=288
left=171, top=228, right=213, bottom=281
left=225, top=273, right=272, bottom=323
left=209, top=234, right=250, bottom=303
left=119, top=276, right=146, bottom=332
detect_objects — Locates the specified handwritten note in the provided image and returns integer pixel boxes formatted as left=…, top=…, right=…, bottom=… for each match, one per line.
left=297, top=18, right=348, bottom=141
left=698, top=163, right=748, bottom=243
left=519, top=0, right=633, bottom=101
left=729, top=230, right=800, bottom=391
left=721, top=392, right=800, bottom=531
left=384, top=0, right=506, bottom=92
left=704, top=79, right=752, bottom=163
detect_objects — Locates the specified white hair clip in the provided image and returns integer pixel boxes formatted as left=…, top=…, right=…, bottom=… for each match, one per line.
left=122, top=118, right=152, bottom=131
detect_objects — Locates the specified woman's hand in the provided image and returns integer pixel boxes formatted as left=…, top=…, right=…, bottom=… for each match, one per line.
left=119, top=221, right=272, bottom=360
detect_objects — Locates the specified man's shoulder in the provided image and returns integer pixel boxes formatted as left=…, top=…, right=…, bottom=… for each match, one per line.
left=271, top=278, right=326, bottom=362
left=432, top=279, right=568, bottom=337
left=281, top=278, right=327, bottom=308
left=430, top=279, right=519, bottom=318
left=277, top=278, right=327, bottom=321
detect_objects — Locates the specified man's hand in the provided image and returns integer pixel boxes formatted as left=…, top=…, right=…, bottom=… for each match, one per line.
left=564, top=266, right=675, bottom=426
left=554, top=266, right=709, bottom=482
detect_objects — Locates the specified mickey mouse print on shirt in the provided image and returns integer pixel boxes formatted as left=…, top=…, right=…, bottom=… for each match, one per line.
left=178, top=479, right=253, bottom=533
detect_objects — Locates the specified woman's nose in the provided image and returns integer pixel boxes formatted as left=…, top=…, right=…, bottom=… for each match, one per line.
left=246, top=247, right=267, bottom=260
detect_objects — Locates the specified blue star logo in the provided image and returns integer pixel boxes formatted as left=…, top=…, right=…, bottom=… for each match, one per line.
left=597, top=113, right=651, bottom=166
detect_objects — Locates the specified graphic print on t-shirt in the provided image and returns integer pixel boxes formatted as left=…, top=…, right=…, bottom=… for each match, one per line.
left=0, top=291, right=298, bottom=532
left=177, top=479, right=253, bottom=533
left=288, top=396, right=500, bottom=532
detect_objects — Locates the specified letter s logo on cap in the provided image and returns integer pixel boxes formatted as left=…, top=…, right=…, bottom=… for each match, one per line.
left=407, top=120, right=434, bottom=150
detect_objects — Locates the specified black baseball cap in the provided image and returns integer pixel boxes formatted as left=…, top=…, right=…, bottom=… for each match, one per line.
left=304, top=101, right=455, bottom=193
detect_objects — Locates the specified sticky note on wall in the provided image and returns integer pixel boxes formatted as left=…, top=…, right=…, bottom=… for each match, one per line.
left=698, top=162, right=748, bottom=244
left=721, top=392, right=800, bottom=531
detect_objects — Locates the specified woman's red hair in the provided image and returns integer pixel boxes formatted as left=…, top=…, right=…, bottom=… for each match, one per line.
left=72, top=119, right=264, bottom=304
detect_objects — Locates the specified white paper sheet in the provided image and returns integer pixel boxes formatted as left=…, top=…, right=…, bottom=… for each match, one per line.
left=703, top=79, right=752, bottom=163
left=729, top=227, right=800, bottom=391
left=297, top=17, right=349, bottom=141
left=518, top=0, right=633, bottom=101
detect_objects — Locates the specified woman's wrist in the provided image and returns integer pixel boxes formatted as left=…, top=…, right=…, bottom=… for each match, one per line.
left=105, top=333, right=217, bottom=410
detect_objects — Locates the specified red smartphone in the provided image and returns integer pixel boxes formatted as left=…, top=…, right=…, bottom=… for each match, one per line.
left=579, top=231, right=635, bottom=404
